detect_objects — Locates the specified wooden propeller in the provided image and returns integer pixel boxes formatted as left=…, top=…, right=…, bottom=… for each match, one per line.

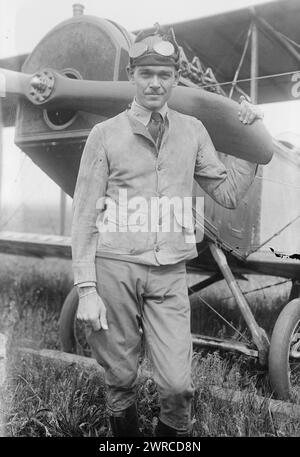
left=0, top=68, right=274, bottom=164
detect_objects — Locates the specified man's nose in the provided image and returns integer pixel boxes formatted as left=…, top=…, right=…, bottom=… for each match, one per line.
left=149, top=75, right=161, bottom=88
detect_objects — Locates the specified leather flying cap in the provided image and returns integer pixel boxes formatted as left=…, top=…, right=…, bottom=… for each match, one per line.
left=129, top=24, right=180, bottom=68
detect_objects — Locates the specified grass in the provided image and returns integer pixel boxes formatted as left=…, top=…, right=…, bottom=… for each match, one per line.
left=0, top=253, right=299, bottom=437
left=4, top=358, right=108, bottom=437
left=3, top=349, right=300, bottom=437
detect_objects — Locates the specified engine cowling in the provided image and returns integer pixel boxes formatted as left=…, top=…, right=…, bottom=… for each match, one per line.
left=15, top=14, right=134, bottom=196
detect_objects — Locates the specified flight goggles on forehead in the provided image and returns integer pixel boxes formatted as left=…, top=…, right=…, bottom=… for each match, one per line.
left=129, top=40, right=177, bottom=59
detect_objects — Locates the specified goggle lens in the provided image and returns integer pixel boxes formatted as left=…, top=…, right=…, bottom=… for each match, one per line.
left=153, top=41, right=175, bottom=56
left=129, top=42, right=148, bottom=58
left=129, top=41, right=176, bottom=59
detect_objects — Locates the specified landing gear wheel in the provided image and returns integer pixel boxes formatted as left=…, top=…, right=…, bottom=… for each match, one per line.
left=269, top=298, right=300, bottom=401
left=59, top=286, right=79, bottom=353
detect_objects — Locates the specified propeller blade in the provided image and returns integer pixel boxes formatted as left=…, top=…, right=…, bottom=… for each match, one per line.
left=39, top=73, right=272, bottom=164
left=0, top=68, right=32, bottom=97
left=42, top=72, right=134, bottom=116
left=4, top=68, right=274, bottom=164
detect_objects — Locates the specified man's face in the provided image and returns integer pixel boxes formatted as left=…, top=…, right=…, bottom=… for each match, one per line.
left=128, top=65, right=179, bottom=110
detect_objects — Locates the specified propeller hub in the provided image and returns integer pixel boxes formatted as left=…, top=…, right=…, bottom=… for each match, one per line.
left=28, top=70, right=55, bottom=104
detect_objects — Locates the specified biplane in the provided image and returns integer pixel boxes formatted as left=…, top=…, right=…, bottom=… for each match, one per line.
left=0, top=0, right=300, bottom=401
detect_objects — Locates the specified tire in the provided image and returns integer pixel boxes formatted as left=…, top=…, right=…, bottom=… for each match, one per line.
left=268, top=298, right=300, bottom=401
left=59, top=286, right=79, bottom=353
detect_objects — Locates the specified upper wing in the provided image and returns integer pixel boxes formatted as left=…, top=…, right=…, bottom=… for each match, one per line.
left=140, top=0, right=300, bottom=103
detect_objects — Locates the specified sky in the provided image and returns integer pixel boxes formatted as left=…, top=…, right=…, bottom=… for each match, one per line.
left=1, top=0, right=300, bottom=238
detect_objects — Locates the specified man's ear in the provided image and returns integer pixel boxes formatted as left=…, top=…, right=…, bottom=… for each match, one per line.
left=126, top=65, right=135, bottom=84
left=172, top=69, right=181, bottom=86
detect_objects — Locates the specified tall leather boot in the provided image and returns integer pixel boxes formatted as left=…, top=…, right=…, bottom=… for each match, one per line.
left=155, top=419, right=189, bottom=437
left=109, top=403, right=142, bottom=437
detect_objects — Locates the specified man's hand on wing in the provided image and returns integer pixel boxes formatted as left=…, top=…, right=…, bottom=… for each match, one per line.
left=76, top=287, right=108, bottom=331
left=238, top=95, right=264, bottom=125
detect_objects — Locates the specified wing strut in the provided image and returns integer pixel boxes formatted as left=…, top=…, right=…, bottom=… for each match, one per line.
left=209, top=242, right=269, bottom=365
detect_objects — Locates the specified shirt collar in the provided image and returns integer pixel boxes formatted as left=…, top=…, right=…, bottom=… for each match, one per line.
left=129, top=98, right=168, bottom=126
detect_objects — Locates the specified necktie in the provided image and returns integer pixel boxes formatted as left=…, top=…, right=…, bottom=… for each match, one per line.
left=147, top=112, right=164, bottom=147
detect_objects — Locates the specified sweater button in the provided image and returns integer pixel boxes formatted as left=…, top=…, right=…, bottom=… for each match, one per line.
left=155, top=245, right=160, bottom=252
left=157, top=165, right=161, bottom=171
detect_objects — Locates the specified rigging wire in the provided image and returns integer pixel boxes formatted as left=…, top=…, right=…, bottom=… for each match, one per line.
left=0, top=152, right=28, bottom=208
left=0, top=202, right=26, bottom=230
left=218, top=279, right=291, bottom=303
left=277, top=31, right=300, bottom=50
left=201, top=69, right=300, bottom=90
left=214, top=29, right=246, bottom=78
left=255, top=176, right=300, bottom=190
left=0, top=171, right=61, bottom=235
left=1, top=136, right=64, bottom=234
left=190, top=279, right=290, bottom=344
left=0, top=187, right=58, bottom=234
left=249, top=213, right=300, bottom=254
left=229, top=22, right=253, bottom=99
left=0, top=152, right=30, bottom=229
left=192, top=293, right=252, bottom=345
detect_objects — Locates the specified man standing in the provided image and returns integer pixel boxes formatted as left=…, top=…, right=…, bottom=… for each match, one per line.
left=71, top=27, right=261, bottom=437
